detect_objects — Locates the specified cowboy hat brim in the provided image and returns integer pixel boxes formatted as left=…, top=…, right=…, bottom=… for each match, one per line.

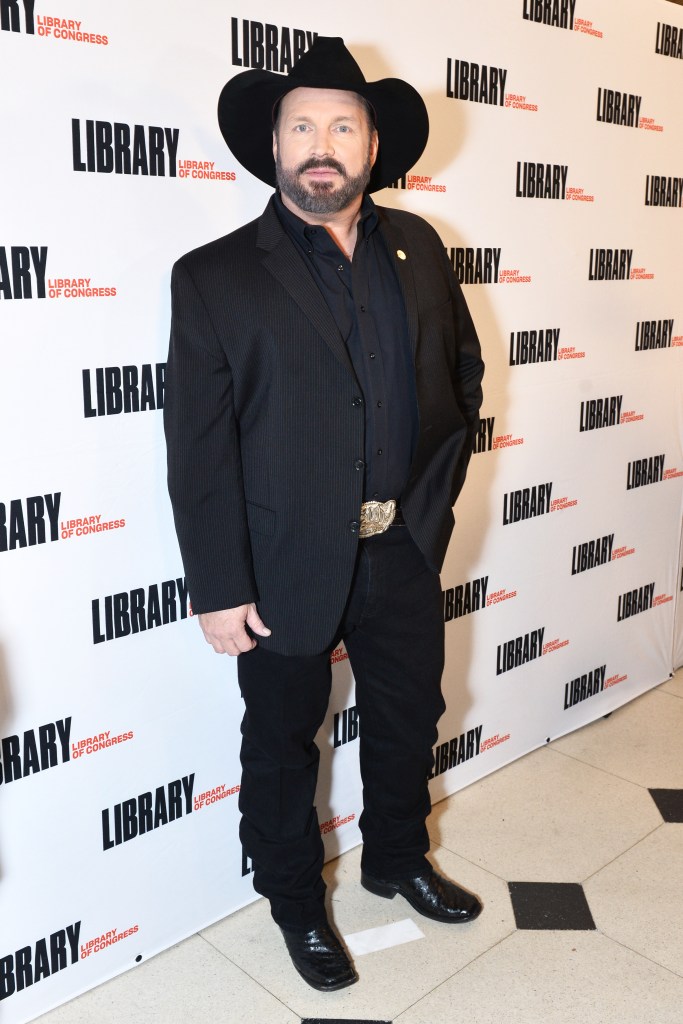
left=217, top=37, right=429, bottom=192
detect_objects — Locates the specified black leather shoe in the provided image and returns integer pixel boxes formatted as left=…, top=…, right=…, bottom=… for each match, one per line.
left=279, top=921, right=358, bottom=991
left=361, top=868, right=482, bottom=923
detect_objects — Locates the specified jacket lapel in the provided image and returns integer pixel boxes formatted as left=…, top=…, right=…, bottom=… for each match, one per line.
left=376, top=214, right=420, bottom=359
left=257, top=197, right=357, bottom=379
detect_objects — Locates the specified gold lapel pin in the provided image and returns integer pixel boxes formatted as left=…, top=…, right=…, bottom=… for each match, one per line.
left=396, top=249, right=407, bottom=260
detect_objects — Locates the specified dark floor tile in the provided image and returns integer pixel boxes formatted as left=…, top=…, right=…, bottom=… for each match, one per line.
left=508, top=882, right=596, bottom=930
left=649, top=788, right=683, bottom=822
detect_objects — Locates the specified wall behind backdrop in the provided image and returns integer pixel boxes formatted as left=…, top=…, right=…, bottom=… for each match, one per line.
left=1, top=1, right=682, bottom=1020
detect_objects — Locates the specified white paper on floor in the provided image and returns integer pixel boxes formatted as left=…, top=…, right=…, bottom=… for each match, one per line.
left=344, top=918, right=425, bottom=956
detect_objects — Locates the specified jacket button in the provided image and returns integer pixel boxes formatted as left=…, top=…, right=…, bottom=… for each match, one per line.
left=352, top=396, right=363, bottom=407
left=348, top=520, right=360, bottom=533
left=354, top=459, right=365, bottom=471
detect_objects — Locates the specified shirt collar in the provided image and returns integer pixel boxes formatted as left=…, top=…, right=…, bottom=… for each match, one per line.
left=274, top=192, right=379, bottom=249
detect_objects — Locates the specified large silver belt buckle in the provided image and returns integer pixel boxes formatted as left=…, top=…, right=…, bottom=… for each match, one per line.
left=359, top=499, right=396, bottom=539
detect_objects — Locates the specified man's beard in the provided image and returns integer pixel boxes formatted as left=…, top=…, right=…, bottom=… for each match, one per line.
left=275, top=150, right=373, bottom=215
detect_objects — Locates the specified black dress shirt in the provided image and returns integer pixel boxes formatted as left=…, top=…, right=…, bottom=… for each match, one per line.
left=275, top=193, right=418, bottom=503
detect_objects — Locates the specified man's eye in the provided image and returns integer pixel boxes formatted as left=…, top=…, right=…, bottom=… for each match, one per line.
left=294, top=124, right=310, bottom=132
left=336, top=125, right=350, bottom=133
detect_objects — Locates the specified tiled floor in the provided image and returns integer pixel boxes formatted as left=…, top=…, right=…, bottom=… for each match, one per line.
left=36, top=671, right=683, bottom=1024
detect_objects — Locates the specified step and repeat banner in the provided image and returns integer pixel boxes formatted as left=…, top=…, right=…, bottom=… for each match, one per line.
left=1, top=1, right=682, bottom=1020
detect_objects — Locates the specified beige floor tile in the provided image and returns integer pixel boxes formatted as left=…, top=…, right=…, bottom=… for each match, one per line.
left=201, top=844, right=514, bottom=1021
left=33, top=934, right=298, bottom=1024
left=427, top=745, right=661, bottom=882
left=585, top=824, right=683, bottom=977
left=551, top=688, right=683, bottom=788
left=395, top=930, right=683, bottom=1024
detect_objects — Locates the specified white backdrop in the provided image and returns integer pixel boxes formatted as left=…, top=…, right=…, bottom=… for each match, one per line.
left=1, top=1, right=682, bottom=1021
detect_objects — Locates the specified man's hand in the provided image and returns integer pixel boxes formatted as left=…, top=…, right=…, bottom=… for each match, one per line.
left=198, top=604, right=271, bottom=656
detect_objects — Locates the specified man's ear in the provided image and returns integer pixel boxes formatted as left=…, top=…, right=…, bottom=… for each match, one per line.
left=369, top=129, right=379, bottom=168
left=272, top=130, right=278, bottom=162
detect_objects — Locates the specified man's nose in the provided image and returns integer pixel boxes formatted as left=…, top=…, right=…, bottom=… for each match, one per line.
left=310, top=129, right=335, bottom=157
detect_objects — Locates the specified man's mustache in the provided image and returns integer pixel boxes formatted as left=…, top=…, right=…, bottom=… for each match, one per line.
left=296, top=158, right=347, bottom=177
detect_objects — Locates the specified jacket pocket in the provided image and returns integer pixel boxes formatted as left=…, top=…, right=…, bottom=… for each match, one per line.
left=246, top=501, right=276, bottom=536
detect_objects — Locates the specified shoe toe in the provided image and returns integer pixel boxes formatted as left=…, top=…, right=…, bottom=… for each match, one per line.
left=362, top=869, right=482, bottom=923
left=281, top=924, right=358, bottom=991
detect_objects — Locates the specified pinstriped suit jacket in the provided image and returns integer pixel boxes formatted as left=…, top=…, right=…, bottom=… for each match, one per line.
left=164, top=195, right=484, bottom=656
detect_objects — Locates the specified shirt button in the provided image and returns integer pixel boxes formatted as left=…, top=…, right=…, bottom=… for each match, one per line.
left=354, top=459, right=365, bottom=471
left=373, top=492, right=380, bottom=499
left=377, top=400, right=383, bottom=408
left=338, top=265, right=344, bottom=271
left=377, top=449, right=383, bottom=455
left=352, top=396, right=363, bottom=407
left=369, top=352, right=376, bottom=359
left=360, top=305, right=366, bottom=312
left=348, top=520, right=360, bottom=534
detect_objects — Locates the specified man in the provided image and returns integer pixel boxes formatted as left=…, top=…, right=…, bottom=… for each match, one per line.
left=164, top=37, right=484, bottom=992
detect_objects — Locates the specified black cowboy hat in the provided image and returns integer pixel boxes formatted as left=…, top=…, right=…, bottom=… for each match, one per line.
left=217, top=36, right=429, bottom=192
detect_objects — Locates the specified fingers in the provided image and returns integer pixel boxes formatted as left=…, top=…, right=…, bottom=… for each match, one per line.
left=246, top=604, right=272, bottom=637
left=197, top=605, right=270, bottom=657
left=202, top=623, right=255, bottom=656
left=202, top=622, right=255, bottom=655
left=210, top=631, right=256, bottom=656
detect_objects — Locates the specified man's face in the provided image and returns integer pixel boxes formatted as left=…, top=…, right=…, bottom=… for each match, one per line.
left=273, top=87, right=378, bottom=217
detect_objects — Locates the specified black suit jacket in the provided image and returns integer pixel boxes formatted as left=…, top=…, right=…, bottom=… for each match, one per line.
left=164, top=196, right=484, bottom=655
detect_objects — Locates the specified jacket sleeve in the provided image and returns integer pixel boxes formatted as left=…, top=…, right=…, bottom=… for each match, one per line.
left=163, top=258, right=258, bottom=614
left=442, top=246, right=485, bottom=504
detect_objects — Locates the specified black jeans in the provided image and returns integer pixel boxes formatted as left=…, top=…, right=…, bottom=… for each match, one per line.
left=237, top=525, right=446, bottom=929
